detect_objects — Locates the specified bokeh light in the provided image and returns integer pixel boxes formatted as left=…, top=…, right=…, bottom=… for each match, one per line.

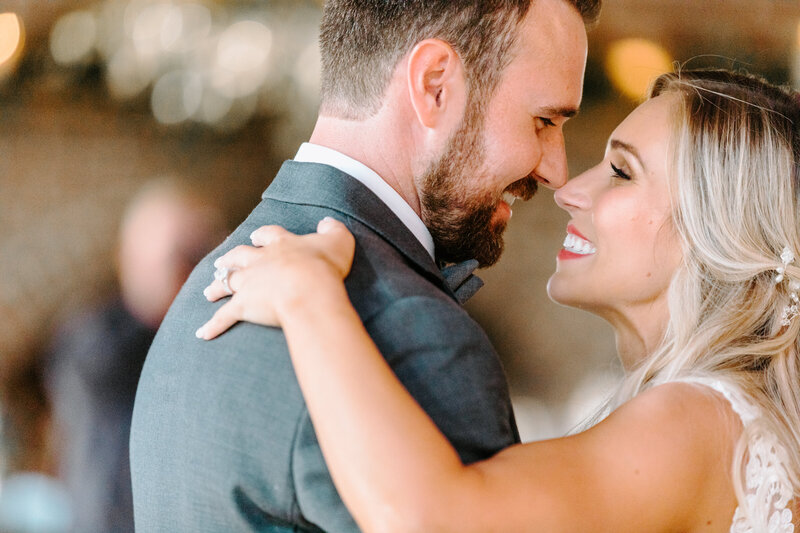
left=50, top=11, right=98, bottom=66
left=605, top=38, right=673, bottom=101
left=211, top=20, right=273, bottom=99
left=151, top=69, right=202, bottom=125
left=293, top=40, right=322, bottom=105
left=45, top=1, right=319, bottom=131
left=107, top=43, right=156, bottom=99
left=0, top=13, right=24, bottom=72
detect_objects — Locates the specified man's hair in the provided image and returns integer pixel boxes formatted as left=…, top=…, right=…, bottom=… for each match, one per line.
left=319, top=0, right=601, bottom=120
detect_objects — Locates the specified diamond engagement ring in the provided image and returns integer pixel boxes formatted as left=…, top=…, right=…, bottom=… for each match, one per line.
left=214, top=266, right=235, bottom=295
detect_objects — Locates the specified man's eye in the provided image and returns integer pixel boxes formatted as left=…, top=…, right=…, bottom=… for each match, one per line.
left=537, top=117, right=556, bottom=128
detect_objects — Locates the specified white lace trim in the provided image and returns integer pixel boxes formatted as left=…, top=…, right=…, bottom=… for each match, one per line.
left=674, top=377, right=794, bottom=533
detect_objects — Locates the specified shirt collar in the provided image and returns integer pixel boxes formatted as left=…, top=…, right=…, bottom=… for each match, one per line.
left=293, top=142, right=435, bottom=260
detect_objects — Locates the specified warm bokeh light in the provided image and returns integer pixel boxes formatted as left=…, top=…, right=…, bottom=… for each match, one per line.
left=0, top=12, right=24, bottom=69
left=605, top=38, right=673, bottom=101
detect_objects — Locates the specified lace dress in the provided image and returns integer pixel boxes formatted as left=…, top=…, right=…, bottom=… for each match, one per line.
left=675, top=377, right=795, bottom=533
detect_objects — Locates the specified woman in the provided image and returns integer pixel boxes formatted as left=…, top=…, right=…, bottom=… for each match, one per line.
left=196, top=70, right=800, bottom=532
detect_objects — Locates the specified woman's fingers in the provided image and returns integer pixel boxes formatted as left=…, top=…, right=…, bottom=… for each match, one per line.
left=195, top=299, right=242, bottom=340
left=316, top=217, right=356, bottom=277
left=203, top=270, right=240, bottom=302
left=198, top=219, right=355, bottom=339
left=250, top=225, right=293, bottom=247
left=206, top=245, right=262, bottom=301
left=317, top=216, right=344, bottom=234
left=213, top=245, right=261, bottom=271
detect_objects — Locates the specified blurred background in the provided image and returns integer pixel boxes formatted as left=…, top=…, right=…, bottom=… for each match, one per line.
left=0, top=0, right=798, bottom=530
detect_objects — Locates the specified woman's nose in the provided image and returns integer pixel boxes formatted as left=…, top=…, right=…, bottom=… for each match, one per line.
left=554, top=170, right=592, bottom=212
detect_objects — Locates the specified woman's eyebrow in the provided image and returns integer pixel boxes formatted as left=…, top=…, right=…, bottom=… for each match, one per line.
left=609, top=139, right=645, bottom=170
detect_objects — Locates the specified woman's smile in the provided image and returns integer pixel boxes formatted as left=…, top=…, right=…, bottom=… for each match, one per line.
left=558, top=224, right=596, bottom=259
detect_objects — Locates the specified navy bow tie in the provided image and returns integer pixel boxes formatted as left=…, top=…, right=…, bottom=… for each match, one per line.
left=440, top=259, right=484, bottom=305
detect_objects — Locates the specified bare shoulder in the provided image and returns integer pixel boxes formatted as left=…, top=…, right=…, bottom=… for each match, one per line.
left=575, top=380, right=742, bottom=529
left=454, top=381, right=743, bottom=532
left=584, top=381, right=743, bottom=469
left=600, top=380, right=743, bottom=442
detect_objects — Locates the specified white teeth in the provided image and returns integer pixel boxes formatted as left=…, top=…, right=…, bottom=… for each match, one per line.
left=503, top=192, right=517, bottom=206
left=562, top=232, right=596, bottom=255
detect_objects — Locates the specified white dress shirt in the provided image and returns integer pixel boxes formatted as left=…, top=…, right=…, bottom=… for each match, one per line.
left=293, top=142, right=435, bottom=260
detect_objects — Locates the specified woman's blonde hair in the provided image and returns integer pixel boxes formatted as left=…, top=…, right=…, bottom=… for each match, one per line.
left=609, top=69, right=800, bottom=512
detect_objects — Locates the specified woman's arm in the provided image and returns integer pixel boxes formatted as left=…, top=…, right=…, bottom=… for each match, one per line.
left=197, top=220, right=741, bottom=533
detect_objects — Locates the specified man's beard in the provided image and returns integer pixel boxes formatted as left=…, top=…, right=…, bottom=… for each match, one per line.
left=418, top=103, right=538, bottom=267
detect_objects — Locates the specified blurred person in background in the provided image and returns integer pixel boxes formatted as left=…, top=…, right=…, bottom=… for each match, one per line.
left=44, top=179, right=225, bottom=533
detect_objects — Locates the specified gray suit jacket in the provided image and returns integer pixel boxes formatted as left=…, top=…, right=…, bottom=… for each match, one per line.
left=130, top=161, right=519, bottom=532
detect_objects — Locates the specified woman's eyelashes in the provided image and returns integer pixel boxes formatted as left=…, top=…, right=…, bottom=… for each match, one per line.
left=610, top=162, right=632, bottom=181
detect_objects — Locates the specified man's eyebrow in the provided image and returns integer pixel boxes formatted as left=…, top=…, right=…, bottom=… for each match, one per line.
left=540, top=106, right=579, bottom=119
left=609, top=139, right=645, bottom=169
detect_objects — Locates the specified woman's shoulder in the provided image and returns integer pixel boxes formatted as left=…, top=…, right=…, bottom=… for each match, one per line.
left=590, top=379, right=742, bottom=482
left=662, top=375, right=761, bottom=425
left=644, top=376, right=796, bottom=533
left=542, top=379, right=743, bottom=531
left=603, top=378, right=744, bottom=474
left=607, top=378, right=745, bottom=436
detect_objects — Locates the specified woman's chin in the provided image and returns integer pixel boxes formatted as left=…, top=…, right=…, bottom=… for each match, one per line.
left=546, top=274, right=578, bottom=307
left=546, top=274, right=604, bottom=314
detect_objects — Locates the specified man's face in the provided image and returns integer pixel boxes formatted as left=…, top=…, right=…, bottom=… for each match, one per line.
left=418, top=0, right=588, bottom=267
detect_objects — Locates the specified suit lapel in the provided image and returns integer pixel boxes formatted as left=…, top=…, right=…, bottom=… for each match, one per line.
left=263, top=160, right=457, bottom=300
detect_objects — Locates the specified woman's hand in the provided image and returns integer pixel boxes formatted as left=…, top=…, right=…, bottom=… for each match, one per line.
left=195, top=217, right=355, bottom=340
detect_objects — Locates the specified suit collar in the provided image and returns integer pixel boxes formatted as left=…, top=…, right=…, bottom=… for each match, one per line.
left=293, top=143, right=435, bottom=259
left=263, top=160, right=454, bottom=296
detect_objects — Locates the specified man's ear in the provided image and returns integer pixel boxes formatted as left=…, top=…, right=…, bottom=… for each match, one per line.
left=406, top=39, right=465, bottom=129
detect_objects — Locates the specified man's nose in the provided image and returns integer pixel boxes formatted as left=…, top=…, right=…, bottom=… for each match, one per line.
left=534, top=132, right=568, bottom=190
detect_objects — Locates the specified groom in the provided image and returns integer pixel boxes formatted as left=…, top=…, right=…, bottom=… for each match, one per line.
left=131, top=0, right=596, bottom=530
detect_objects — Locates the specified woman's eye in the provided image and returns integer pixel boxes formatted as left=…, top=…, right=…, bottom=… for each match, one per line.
left=610, top=162, right=631, bottom=180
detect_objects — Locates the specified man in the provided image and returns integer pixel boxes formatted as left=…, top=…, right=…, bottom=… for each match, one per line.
left=131, top=0, right=596, bottom=530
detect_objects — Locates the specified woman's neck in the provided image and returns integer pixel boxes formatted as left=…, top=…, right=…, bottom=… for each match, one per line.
left=605, top=300, right=670, bottom=370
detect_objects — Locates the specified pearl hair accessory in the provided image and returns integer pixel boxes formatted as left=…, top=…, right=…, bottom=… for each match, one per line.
left=775, top=247, right=800, bottom=327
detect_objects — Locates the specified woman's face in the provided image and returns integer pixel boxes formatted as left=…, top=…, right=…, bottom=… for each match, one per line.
left=547, top=94, right=682, bottom=325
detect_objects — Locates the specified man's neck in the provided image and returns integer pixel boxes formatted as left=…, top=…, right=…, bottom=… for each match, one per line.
left=308, top=114, right=423, bottom=216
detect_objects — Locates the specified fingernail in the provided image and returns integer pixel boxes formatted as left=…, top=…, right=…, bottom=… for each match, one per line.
left=213, top=257, right=222, bottom=268
left=318, top=217, right=337, bottom=233
left=203, top=287, right=211, bottom=299
left=195, top=327, right=206, bottom=339
left=249, top=231, right=257, bottom=242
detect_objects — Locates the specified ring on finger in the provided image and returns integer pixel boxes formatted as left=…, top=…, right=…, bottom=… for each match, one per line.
left=213, top=266, right=237, bottom=295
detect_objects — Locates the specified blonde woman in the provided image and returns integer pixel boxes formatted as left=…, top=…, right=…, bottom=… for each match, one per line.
left=197, top=70, right=800, bottom=532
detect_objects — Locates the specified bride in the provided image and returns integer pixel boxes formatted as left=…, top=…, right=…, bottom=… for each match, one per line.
left=196, top=69, right=800, bottom=532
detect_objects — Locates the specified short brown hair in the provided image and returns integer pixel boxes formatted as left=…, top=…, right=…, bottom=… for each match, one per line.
left=319, top=0, right=601, bottom=119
